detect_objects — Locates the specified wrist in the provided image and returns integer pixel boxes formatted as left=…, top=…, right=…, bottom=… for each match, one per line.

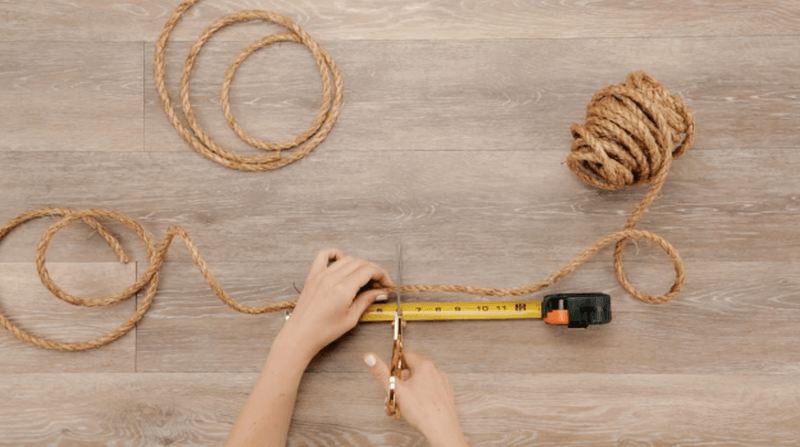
left=270, top=327, right=317, bottom=370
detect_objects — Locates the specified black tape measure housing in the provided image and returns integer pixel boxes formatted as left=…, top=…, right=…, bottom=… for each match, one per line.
left=542, top=293, right=611, bottom=328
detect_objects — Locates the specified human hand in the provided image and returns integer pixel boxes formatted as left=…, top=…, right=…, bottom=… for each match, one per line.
left=364, top=351, right=468, bottom=447
left=282, top=249, right=393, bottom=359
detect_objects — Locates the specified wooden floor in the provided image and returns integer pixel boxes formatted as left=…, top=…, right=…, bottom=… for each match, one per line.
left=2, top=1, right=800, bottom=445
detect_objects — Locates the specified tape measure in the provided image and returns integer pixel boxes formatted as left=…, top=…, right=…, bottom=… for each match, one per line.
left=361, top=293, right=612, bottom=328
left=362, top=300, right=542, bottom=322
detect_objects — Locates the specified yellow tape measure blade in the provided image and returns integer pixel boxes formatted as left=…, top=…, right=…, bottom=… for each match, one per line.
left=361, top=301, right=541, bottom=322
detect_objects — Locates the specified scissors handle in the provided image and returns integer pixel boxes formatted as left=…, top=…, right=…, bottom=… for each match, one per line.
left=386, top=332, right=410, bottom=419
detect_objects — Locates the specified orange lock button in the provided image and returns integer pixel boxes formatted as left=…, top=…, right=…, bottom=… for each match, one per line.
left=543, top=309, right=570, bottom=325
left=542, top=293, right=611, bottom=328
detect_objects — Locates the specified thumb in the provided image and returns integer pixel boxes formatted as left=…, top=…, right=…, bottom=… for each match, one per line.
left=363, top=352, right=390, bottom=392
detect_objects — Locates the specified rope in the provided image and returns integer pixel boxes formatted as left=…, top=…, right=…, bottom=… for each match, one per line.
left=154, top=0, right=343, bottom=171
left=0, top=208, right=296, bottom=351
left=0, top=71, right=692, bottom=350
left=407, top=71, right=695, bottom=304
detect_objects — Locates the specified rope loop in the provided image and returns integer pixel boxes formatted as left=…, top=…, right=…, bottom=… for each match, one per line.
left=155, top=0, right=343, bottom=171
left=407, top=72, right=694, bottom=305
left=0, top=208, right=296, bottom=351
left=570, top=71, right=695, bottom=304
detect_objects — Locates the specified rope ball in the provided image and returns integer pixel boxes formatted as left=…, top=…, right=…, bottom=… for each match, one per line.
left=569, top=71, right=695, bottom=190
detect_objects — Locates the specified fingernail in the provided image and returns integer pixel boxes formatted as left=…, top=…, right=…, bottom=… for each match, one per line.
left=364, top=354, right=377, bottom=367
left=375, top=294, right=388, bottom=302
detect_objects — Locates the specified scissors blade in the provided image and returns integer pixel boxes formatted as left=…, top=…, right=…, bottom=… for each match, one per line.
left=395, top=244, right=403, bottom=317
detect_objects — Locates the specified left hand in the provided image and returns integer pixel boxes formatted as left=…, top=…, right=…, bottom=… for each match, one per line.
left=282, top=248, right=393, bottom=357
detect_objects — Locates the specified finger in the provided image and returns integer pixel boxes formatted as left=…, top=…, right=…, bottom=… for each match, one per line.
left=363, top=352, right=391, bottom=392
left=373, top=287, right=391, bottom=302
left=310, top=248, right=343, bottom=276
left=326, top=256, right=364, bottom=279
left=344, top=263, right=394, bottom=294
left=348, top=288, right=387, bottom=323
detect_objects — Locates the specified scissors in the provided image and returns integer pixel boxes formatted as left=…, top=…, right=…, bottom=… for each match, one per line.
left=386, top=244, right=410, bottom=419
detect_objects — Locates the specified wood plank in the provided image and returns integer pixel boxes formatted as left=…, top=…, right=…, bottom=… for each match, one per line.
left=145, top=37, right=800, bottom=154
left=0, top=372, right=797, bottom=445
left=132, top=259, right=800, bottom=375
left=2, top=1, right=798, bottom=445
left=0, top=263, right=137, bottom=372
left=2, top=0, right=800, bottom=42
left=0, top=41, right=143, bottom=152
left=0, top=149, right=797, bottom=264
left=294, top=373, right=800, bottom=446
left=0, top=373, right=245, bottom=446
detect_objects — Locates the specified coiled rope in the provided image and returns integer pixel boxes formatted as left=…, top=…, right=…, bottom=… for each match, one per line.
left=0, top=71, right=693, bottom=351
left=154, top=0, right=343, bottom=171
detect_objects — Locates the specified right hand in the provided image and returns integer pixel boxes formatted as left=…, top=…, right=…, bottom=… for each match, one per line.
left=364, top=351, right=468, bottom=447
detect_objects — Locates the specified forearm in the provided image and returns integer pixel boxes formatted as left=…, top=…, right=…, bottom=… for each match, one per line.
left=225, top=249, right=391, bottom=446
left=225, top=330, right=314, bottom=447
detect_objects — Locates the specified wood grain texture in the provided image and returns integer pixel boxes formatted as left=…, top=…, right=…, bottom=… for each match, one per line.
left=0, top=373, right=798, bottom=446
left=145, top=37, right=800, bottom=154
left=0, top=263, right=137, bottom=372
left=2, top=0, right=800, bottom=42
left=0, top=149, right=797, bottom=264
left=132, top=258, right=800, bottom=375
left=0, top=41, right=143, bottom=152
left=2, top=0, right=800, bottom=445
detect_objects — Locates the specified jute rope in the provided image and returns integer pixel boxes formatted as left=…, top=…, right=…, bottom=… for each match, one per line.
left=0, top=71, right=693, bottom=350
left=0, top=208, right=296, bottom=351
left=154, top=0, right=343, bottom=171
left=404, top=71, right=695, bottom=303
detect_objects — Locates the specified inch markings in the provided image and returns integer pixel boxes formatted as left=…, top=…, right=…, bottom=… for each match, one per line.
left=361, top=301, right=542, bottom=322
